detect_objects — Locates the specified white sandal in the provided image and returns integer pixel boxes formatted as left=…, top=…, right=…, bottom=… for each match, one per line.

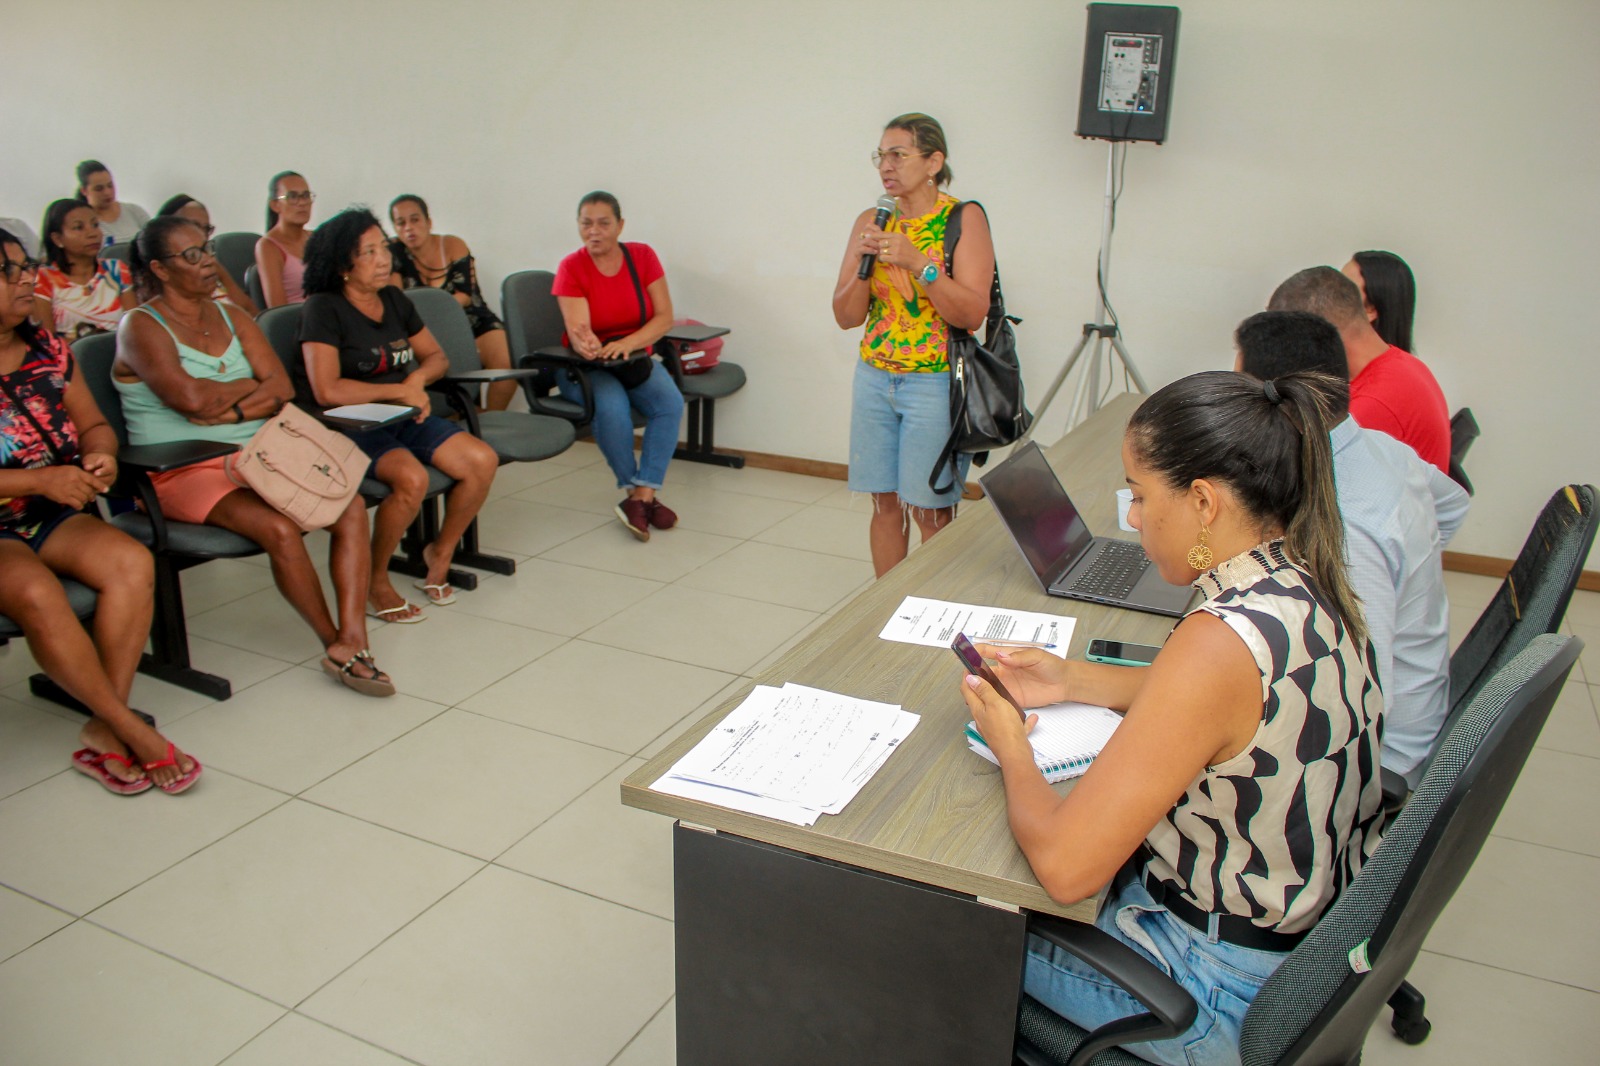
left=413, top=580, right=457, bottom=606
left=367, top=602, right=426, bottom=624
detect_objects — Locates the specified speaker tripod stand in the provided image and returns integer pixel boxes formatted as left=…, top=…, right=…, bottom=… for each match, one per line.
left=1018, top=140, right=1148, bottom=443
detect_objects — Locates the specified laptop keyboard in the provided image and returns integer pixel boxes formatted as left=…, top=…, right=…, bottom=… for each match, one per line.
left=1069, top=541, right=1149, bottom=599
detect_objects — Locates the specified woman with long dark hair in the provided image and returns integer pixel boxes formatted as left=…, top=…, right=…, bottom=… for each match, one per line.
left=254, top=171, right=314, bottom=308
left=32, top=199, right=135, bottom=340
left=961, top=370, right=1384, bottom=1066
left=1342, top=250, right=1416, bottom=353
left=831, top=113, right=996, bottom=577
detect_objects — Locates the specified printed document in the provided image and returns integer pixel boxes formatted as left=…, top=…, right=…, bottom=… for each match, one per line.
left=879, top=596, right=1074, bottom=658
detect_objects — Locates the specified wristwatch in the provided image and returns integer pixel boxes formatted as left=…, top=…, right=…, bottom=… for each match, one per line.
left=919, top=260, right=940, bottom=285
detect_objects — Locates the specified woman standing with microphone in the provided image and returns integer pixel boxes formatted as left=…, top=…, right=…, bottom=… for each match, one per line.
left=831, top=113, right=995, bottom=577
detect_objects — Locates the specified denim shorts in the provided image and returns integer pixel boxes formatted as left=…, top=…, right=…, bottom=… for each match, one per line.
left=1024, top=869, right=1290, bottom=1066
left=848, top=360, right=970, bottom=510
left=342, top=413, right=463, bottom=466
left=0, top=502, right=83, bottom=552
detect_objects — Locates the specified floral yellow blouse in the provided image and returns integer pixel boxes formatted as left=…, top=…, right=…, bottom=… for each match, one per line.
left=859, top=193, right=956, bottom=373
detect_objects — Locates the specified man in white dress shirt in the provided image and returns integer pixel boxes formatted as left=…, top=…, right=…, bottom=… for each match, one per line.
left=1235, top=311, right=1470, bottom=785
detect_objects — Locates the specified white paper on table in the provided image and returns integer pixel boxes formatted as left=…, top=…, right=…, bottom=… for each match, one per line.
left=650, top=774, right=821, bottom=826
left=879, top=596, right=1074, bottom=658
left=665, top=685, right=900, bottom=809
left=321, top=402, right=415, bottom=422
left=817, top=708, right=920, bottom=815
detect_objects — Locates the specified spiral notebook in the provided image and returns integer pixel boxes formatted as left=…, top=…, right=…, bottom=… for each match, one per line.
left=965, top=701, right=1123, bottom=782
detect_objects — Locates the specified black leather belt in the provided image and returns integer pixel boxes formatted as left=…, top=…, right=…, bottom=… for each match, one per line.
left=1141, top=869, right=1308, bottom=954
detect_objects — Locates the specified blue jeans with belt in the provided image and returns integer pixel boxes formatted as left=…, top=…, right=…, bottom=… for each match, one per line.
left=1024, top=872, right=1290, bottom=1066
left=560, top=360, right=685, bottom=490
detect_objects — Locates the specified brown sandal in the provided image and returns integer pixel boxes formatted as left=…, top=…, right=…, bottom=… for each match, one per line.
left=321, top=650, right=396, bottom=698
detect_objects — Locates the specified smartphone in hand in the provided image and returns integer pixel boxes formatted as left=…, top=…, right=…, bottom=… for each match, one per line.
left=952, top=633, right=1024, bottom=717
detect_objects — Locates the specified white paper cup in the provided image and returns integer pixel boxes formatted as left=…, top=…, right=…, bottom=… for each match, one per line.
left=1116, top=488, right=1135, bottom=532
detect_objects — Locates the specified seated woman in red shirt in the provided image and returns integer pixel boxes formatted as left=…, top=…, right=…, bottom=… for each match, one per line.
left=552, top=191, right=685, bottom=541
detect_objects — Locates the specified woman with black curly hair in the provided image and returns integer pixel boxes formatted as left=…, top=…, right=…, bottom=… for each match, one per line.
left=295, top=207, right=498, bottom=621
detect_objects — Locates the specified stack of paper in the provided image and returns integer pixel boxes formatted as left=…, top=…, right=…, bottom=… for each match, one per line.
left=652, top=683, right=919, bottom=826
left=965, top=701, right=1123, bottom=782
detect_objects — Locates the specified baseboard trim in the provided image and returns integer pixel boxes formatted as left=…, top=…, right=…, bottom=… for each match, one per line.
left=690, top=448, right=1600, bottom=593
left=1441, top=551, right=1599, bottom=592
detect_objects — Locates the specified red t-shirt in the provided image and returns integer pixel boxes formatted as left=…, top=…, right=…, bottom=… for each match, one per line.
left=551, top=243, right=664, bottom=341
left=1348, top=346, right=1451, bottom=474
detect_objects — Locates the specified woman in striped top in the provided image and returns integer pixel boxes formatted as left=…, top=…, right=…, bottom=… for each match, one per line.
left=962, top=370, right=1385, bottom=1066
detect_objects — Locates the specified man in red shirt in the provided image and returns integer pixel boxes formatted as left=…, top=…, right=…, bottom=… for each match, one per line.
left=1268, top=266, right=1450, bottom=473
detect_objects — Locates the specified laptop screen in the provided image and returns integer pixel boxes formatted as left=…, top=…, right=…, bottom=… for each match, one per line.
left=980, top=442, right=1095, bottom=582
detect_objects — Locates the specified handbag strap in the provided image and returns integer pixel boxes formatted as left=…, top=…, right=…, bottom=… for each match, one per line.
left=942, top=201, right=1016, bottom=342
left=620, top=245, right=649, bottom=334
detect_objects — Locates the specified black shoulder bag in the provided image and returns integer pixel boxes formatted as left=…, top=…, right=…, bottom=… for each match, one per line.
left=593, top=246, right=655, bottom=390
left=928, top=200, right=1031, bottom=495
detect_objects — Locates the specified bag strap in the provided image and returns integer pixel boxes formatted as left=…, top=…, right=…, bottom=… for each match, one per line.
left=941, top=200, right=1013, bottom=340
left=620, top=245, right=649, bottom=333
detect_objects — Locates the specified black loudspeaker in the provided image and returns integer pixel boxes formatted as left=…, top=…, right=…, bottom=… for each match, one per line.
left=1075, top=4, right=1181, bottom=144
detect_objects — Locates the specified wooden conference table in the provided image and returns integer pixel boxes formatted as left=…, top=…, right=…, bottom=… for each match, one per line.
left=622, top=393, right=1176, bottom=1065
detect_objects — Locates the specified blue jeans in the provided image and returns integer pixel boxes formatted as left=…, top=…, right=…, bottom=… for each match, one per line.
left=848, top=360, right=969, bottom=510
left=1024, top=874, right=1289, bottom=1066
left=560, top=360, right=685, bottom=490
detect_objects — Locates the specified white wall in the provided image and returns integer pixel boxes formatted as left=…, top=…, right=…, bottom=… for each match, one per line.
left=7, top=0, right=1597, bottom=564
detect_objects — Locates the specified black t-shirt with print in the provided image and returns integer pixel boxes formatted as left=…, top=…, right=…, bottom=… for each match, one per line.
left=294, top=287, right=424, bottom=412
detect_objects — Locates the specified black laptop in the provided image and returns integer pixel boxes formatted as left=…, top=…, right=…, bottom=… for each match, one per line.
left=980, top=442, right=1195, bottom=617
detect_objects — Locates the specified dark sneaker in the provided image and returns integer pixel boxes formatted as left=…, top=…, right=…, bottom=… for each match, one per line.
left=616, top=497, right=651, bottom=541
left=647, top=498, right=678, bottom=530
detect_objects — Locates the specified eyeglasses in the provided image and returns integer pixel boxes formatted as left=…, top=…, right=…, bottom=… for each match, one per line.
left=871, top=149, right=924, bottom=168
left=0, top=258, right=41, bottom=283
left=275, top=191, right=316, bottom=203
left=160, top=240, right=217, bottom=266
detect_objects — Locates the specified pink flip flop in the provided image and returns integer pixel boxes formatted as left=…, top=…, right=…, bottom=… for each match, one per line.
left=141, top=742, right=203, bottom=795
left=70, top=748, right=154, bottom=795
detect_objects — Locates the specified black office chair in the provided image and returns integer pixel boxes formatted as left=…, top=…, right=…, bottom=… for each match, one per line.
left=1447, top=408, right=1479, bottom=496
left=243, top=264, right=268, bottom=311
left=501, top=268, right=747, bottom=467
left=1014, top=633, right=1583, bottom=1066
left=73, top=333, right=252, bottom=702
left=257, top=302, right=492, bottom=591
left=212, top=231, right=260, bottom=293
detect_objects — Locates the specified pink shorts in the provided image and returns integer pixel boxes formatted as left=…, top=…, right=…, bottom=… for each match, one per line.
left=148, top=455, right=243, bottom=524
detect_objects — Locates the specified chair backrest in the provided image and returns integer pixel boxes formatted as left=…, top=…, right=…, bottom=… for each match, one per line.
left=1237, top=634, right=1582, bottom=1066
left=71, top=332, right=129, bottom=446
left=1444, top=484, right=1596, bottom=739
left=99, top=241, right=132, bottom=264
left=257, top=304, right=305, bottom=386
left=243, top=264, right=267, bottom=310
left=500, top=269, right=566, bottom=362
left=213, top=231, right=260, bottom=290
left=404, top=286, right=482, bottom=375
left=1449, top=407, right=1480, bottom=465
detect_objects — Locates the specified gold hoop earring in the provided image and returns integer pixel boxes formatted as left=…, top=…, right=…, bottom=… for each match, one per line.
left=1186, top=525, right=1214, bottom=571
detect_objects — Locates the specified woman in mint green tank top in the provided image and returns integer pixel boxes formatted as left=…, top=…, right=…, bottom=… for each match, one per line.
left=114, top=217, right=395, bottom=697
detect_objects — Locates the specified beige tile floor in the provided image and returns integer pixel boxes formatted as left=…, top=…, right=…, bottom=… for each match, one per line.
left=0, top=441, right=1594, bottom=1064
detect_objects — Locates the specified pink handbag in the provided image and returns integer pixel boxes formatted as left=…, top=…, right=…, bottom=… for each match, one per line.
left=227, top=403, right=370, bottom=531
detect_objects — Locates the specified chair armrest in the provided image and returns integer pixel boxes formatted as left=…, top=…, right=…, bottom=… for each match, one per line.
left=439, top=368, right=545, bottom=383
left=516, top=352, right=595, bottom=424
left=663, top=323, right=730, bottom=344
left=118, top=440, right=240, bottom=474
left=1027, top=912, right=1198, bottom=1066
left=529, top=345, right=589, bottom=367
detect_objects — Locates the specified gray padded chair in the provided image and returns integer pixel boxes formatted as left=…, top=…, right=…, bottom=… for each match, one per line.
left=500, top=268, right=598, bottom=425
left=99, top=241, right=132, bottom=264
left=1014, top=633, right=1583, bottom=1066
left=74, top=332, right=255, bottom=701
left=403, top=286, right=576, bottom=464
left=243, top=264, right=268, bottom=311
left=1447, top=408, right=1479, bottom=496
left=212, top=231, right=260, bottom=294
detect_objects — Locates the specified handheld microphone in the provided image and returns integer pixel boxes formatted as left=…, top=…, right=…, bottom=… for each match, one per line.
left=857, top=195, right=897, bottom=280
